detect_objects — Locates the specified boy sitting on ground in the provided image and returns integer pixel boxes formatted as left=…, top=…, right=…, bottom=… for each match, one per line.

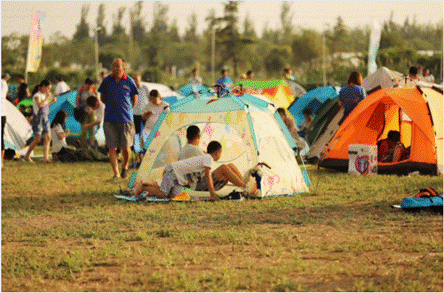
left=134, top=141, right=256, bottom=200
left=178, top=125, right=256, bottom=195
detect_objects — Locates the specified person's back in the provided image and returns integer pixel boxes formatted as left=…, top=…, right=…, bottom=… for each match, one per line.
left=51, top=122, right=69, bottom=153
left=17, top=76, right=30, bottom=102
left=179, top=143, right=204, bottom=161
left=54, top=76, right=70, bottom=97
left=339, top=85, right=366, bottom=113
left=171, top=153, right=214, bottom=186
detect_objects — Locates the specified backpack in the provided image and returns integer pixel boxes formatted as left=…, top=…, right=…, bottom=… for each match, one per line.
left=399, top=188, right=443, bottom=213
left=73, top=106, right=85, bottom=123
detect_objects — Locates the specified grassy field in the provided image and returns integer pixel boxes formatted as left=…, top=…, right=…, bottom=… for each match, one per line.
left=1, top=152, right=443, bottom=292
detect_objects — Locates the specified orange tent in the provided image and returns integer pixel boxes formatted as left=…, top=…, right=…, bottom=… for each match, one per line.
left=319, top=87, right=440, bottom=175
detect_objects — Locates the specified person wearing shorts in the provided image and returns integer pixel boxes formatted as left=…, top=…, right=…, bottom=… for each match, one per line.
left=132, top=74, right=149, bottom=148
left=99, top=58, right=138, bottom=179
left=134, top=141, right=226, bottom=199
left=24, top=79, right=56, bottom=163
left=178, top=125, right=246, bottom=192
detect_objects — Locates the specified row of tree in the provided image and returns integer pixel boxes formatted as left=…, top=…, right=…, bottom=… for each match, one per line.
left=2, top=1, right=442, bottom=91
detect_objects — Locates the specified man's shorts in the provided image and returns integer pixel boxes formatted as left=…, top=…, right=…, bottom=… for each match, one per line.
left=195, top=172, right=228, bottom=191
left=160, top=164, right=183, bottom=198
left=32, top=111, right=50, bottom=136
left=103, top=121, right=135, bottom=149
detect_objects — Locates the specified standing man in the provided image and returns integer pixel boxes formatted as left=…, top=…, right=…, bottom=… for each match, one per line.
left=53, top=75, right=70, bottom=97
left=99, top=58, right=138, bottom=179
left=189, top=68, right=203, bottom=85
left=1, top=73, right=10, bottom=167
left=1, top=73, right=10, bottom=100
left=132, top=74, right=150, bottom=149
left=17, top=74, right=31, bottom=102
left=216, top=69, right=233, bottom=97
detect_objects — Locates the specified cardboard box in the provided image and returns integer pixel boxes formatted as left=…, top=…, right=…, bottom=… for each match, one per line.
left=348, top=144, right=378, bottom=175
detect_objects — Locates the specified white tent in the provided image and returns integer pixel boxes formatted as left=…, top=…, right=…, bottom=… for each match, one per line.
left=135, top=93, right=309, bottom=198
left=142, top=82, right=179, bottom=98
left=3, top=100, right=32, bottom=152
left=363, top=67, right=443, bottom=92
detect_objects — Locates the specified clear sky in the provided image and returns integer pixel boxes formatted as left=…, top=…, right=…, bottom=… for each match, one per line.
left=1, top=1, right=443, bottom=42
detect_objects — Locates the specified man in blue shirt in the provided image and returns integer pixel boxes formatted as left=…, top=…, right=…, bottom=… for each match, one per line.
left=99, top=58, right=138, bottom=179
left=216, top=69, right=233, bottom=97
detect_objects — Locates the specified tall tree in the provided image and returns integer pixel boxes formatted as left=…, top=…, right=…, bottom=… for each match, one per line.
left=169, top=19, right=181, bottom=43
left=112, top=7, right=127, bottom=37
left=73, top=4, right=90, bottom=41
left=243, top=13, right=257, bottom=39
left=184, top=13, right=199, bottom=43
left=96, top=3, right=107, bottom=45
left=280, top=2, right=293, bottom=45
left=214, top=1, right=254, bottom=77
left=146, top=1, right=170, bottom=67
left=326, top=17, right=350, bottom=53
left=263, top=46, right=291, bottom=76
left=1, top=33, right=28, bottom=69
left=130, top=1, right=147, bottom=45
left=292, top=29, right=323, bottom=65
left=262, top=24, right=279, bottom=44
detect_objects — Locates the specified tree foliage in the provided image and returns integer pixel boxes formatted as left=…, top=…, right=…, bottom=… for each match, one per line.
left=3, top=2, right=442, bottom=89
left=73, top=4, right=90, bottom=41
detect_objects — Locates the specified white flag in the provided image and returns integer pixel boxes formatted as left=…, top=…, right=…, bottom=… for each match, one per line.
left=368, top=19, right=382, bottom=76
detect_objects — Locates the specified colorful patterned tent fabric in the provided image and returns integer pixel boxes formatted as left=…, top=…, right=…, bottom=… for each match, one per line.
left=136, top=92, right=309, bottom=198
left=235, top=80, right=296, bottom=109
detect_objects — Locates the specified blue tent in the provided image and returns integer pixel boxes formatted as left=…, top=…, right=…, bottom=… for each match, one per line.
left=178, top=84, right=213, bottom=97
left=287, top=86, right=340, bottom=127
left=48, top=91, right=105, bottom=144
left=48, top=91, right=79, bottom=134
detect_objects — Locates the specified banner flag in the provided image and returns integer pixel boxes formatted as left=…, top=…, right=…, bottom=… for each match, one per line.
left=26, top=11, right=45, bottom=73
left=367, top=19, right=382, bottom=76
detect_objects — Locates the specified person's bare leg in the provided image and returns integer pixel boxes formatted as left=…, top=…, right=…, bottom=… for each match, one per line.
left=42, top=133, right=51, bottom=162
left=227, top=163, right=243, bottom=182
left=108, top=148, right=120, bottom=177
left=213, top=164, right=246, bottom=188
left=122, top=147, right=131, bottom=170
left=134, top=181, right=167, bottom=198
left=24, top=135, right=42, bottom=162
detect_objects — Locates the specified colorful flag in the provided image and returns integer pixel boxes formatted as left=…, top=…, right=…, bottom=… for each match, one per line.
left=367, top=19, right=382, bottom=76
left=26, top=11, right=45, bottom=73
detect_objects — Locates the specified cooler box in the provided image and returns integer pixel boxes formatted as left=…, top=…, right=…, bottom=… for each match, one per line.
left=348, top=144, right=377, bottom=175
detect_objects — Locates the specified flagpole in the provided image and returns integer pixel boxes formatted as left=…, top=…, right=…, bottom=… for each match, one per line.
left=24, top=13, right=34, bottom=84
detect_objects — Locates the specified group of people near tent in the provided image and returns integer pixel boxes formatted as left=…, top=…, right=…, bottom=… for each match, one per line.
left=2, top=62, right=442, bottom=199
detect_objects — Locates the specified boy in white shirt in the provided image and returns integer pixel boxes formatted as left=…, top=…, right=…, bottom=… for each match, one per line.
left=142, top=89, right=170, bottom=145
left=134, top=141, right=224, bottom=200
left=53, top=75, right=70, bottom=97
left=178, top=125, right=253, bottom=194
